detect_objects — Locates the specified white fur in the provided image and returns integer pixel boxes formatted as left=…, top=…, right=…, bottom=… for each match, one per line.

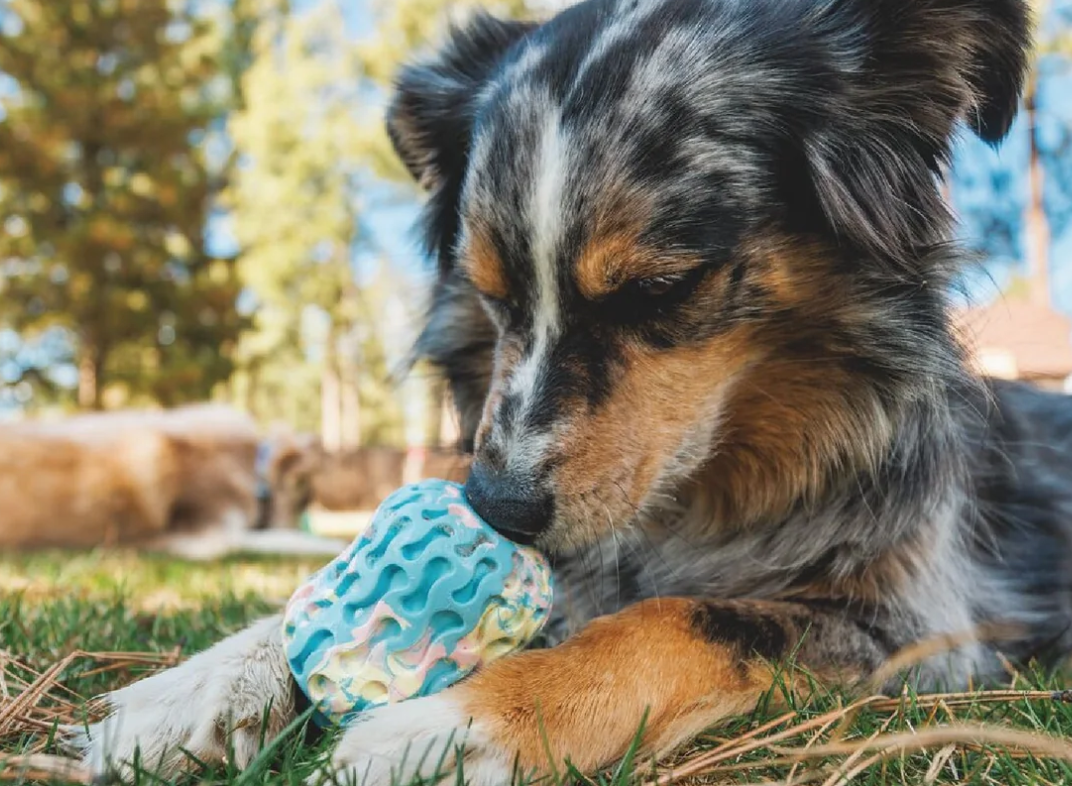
left=527, top=110, right=566, bottom=344
left=66, top=615, right=294, bottom=778
left=496, top=109, right=568, bottom=476
left=149, top=509, right=348, bottom=561
left=311, top=694, right=513, bottom=786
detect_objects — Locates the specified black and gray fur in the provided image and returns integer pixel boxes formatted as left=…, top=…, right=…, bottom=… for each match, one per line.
left=389, top=0, right=1070, bottom=688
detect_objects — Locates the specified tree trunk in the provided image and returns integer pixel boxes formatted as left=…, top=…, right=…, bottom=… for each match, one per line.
left=77, top=343, right=104, bottom=410
left=321, top=329, right=342, bottom=451
left=341, top=374, right=361, bottom=448
left=1024, top=68, right=1051, bottom=307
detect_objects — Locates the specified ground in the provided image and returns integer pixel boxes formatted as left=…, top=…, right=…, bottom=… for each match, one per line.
left=3, top=551, right=1072, bottom=785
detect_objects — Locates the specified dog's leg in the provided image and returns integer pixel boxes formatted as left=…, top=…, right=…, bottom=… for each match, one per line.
left=146, top=510, right=348, bottom=561
left=68, top=615, right=298, bottom=778
left=144, top=507, right=251, bottom=561
left=319, top=597, right=893, bottom=786
left=226, top=528, right=351, bottom=557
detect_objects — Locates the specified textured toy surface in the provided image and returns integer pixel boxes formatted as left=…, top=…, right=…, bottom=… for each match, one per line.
left=282, top=479, right=554, bottom=726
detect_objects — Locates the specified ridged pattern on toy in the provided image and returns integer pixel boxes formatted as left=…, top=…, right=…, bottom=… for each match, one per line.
left=282, top=479, right=554, bottom=726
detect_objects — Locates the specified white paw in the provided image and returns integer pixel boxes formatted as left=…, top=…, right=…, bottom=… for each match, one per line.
left=64, top=615, right=295, bottom=778
left=314, top=693, right=514, bottom=786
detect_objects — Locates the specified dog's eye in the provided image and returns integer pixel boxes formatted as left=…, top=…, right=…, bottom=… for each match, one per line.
left=634, top=275, right=682, bottom=297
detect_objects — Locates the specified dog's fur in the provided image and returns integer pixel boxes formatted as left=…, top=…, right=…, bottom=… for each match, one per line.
left=73, top=0, right=1071, bottom=782
left=273, top=445, right=471, bottom=514
left=0, top=405, right=346, bottom=559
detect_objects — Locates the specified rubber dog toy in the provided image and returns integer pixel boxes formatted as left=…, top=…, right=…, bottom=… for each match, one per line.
left=282, top=479, right=554, bottom=726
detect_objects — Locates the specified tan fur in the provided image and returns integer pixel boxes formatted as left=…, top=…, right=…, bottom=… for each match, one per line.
left=702, top=354, right=891, bottom=527
left=0, top=405, right=257, bottom=550
left=275, top=444, right=472, bottom=514
left=572, top=187, right=677, bottom=299
left=556, top=328, right=753, bottom=503
left=576, top=239, right=705, bottom=301
left=462, top=227, right=510, bottom=301
left=458, top=599, right=786, bottom=775
left=547, top=320, right=756, bottom=548
left=699, top=237, right=896, bottom=526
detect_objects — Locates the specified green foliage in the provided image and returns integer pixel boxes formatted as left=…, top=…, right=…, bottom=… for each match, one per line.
left=0, top=0, right=550, bottom=435
left=223, top=2, right=432, bottom=444
left=0, top=0, right=246, bottom=409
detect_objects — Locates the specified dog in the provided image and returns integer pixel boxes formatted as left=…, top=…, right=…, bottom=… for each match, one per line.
left=273, top=444, right=471, bottom=515
left=0, top=404, right=346, bottom=560
left=72, top=0, right=1062, bottom=782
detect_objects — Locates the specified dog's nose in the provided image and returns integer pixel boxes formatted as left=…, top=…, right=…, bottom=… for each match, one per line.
left=464, top=463, right=553, bottom=546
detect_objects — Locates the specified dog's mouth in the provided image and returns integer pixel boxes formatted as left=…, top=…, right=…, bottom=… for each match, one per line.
left=465, top=453, right=704, bottom=557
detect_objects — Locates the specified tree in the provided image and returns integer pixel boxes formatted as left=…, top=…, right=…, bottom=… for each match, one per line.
left=0, top=0, right=245, bottom=409
left=1021, top=0, right=1070, bottom=306
left=226, top=2, right=374, bottom=439
left=951, top=0, right=1072, bottom=308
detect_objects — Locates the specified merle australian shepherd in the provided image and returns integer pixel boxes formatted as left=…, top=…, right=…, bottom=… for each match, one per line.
left=75, top=0, right=1069, bottom=782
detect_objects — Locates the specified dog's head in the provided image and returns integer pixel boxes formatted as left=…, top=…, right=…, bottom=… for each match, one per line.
left=389, top=0, right=1030, bottom=552
left=263, top=434, right=323, bottom=529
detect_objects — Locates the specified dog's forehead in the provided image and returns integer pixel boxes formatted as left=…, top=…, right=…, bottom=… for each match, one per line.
left=458, top=0, right=798, bottom=300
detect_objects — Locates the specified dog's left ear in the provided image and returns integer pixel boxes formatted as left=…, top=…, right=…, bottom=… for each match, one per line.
left=386, top=13, right=536, bottom=270
left=805, top=0, right=1032, bottom=261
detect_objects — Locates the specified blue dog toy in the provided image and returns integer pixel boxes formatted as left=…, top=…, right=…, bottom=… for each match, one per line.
left=282, top=479, right=554, bottom=726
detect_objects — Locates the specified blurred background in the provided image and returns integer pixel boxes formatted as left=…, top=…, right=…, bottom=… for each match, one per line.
left=1, top=0, right=1072, bottom=443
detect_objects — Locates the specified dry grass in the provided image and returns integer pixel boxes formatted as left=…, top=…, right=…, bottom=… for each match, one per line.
left=2, top=551, right=1072, bottom=785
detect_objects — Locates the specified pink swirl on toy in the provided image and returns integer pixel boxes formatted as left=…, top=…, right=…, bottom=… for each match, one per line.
left=447, top=502, right=484, bottom=529
left=348, top=600, right=409, bottom=642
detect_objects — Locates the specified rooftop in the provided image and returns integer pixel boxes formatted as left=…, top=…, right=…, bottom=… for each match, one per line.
left=954, top=297, right=1072, bottom=380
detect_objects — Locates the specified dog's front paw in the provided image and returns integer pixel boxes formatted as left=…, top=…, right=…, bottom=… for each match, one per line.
left=65, top=615, right=295, bottom=778
left=314, top=693, right=515, bottom=786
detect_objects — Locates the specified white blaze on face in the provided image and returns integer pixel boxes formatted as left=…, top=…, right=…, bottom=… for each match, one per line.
left=498, top=109, right=567, bottom=474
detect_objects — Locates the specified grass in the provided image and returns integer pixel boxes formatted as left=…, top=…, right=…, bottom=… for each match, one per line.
left=3, top=551, right=1072, bottom=785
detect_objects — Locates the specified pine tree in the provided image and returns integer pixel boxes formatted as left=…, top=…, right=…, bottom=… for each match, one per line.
left=0, top=0, right=244, bottom=409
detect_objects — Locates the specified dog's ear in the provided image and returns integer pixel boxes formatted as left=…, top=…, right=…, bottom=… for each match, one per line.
left=804, top=0, right=1032, bottom=262
left=386, top=13, right=536, bottom=270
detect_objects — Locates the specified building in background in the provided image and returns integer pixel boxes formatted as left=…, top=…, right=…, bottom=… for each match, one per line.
left=955, top=202, right=1072, bottom=391
left=956, top=299, right=1072, bottom=390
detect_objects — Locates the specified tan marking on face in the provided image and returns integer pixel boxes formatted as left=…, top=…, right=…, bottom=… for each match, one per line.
left=741, top=234, right=834, bottom=307
left=693, top=236, right=894, bottom=526
left=575, top=235, right=705, bottom=300
left=461, top=228, right=509, bottom=301
left=550, top=322, right=757, bottom=540
left=574, top=232, right=642, bottom=299
left=573, top=184, right=668, bottom=300
left=697, top=357, right=887, bottom=525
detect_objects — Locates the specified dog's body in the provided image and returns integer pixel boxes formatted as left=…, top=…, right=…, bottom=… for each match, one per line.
left=73, top=0, right=1062, bottom=782
left=284, top=445, right=471, bottom=512
left=0, top=405, right=346, bottom=559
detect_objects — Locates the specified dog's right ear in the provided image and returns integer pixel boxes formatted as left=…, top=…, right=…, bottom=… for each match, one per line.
left=387, top=12, right=535, bottom=271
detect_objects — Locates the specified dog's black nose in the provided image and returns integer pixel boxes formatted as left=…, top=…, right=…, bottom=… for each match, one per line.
left=464, top=463, right=553, bottom=546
